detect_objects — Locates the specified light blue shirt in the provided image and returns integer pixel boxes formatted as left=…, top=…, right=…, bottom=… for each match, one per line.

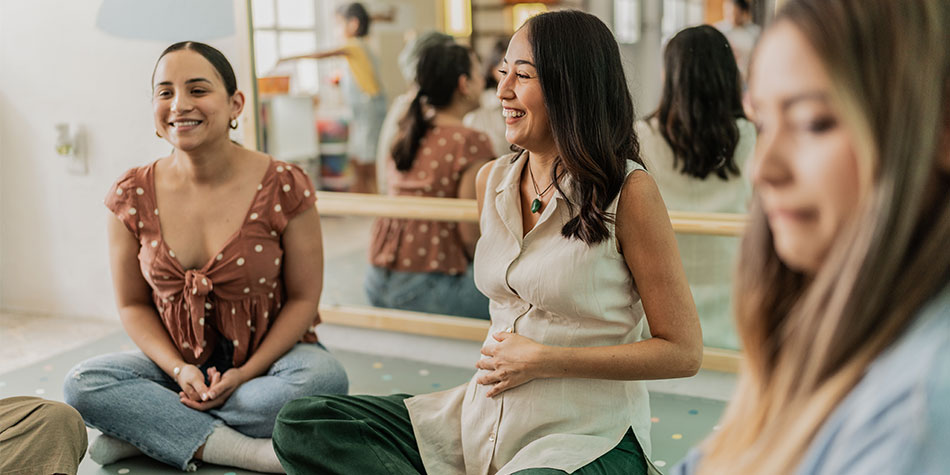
left=672, top=285, right=950, bottom=475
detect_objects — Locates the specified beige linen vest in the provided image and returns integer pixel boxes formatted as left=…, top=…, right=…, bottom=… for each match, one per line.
left=406, top=152, right=655, bottom=474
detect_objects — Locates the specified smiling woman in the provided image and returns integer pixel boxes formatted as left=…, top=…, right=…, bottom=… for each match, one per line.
left=272, top=10, right=702, bottom=475
left=151, top=43, right=241, bottom=153
left=62, top=41, right=348, bottom=472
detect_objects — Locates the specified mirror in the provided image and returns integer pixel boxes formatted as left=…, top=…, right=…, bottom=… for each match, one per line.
left=244, top=0, right=780, bottom=353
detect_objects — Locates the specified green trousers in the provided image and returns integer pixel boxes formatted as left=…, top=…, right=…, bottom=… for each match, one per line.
left=273, top=393, right=647, bottom=475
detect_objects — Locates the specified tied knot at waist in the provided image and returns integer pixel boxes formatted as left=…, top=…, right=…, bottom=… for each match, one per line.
left=183, top=270, right=214, bottom=359
left=185, top=270, right=213, bottom=296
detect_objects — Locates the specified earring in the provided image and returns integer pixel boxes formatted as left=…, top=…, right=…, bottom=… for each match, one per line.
left=229, top=119, right=239, bottom=130
left=156, top=131, right=162, bottom=138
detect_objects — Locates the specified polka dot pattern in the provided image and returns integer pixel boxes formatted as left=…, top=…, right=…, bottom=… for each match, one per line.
left=377, top=119, right=494, bottom=267
left=102, top=159, right=321, bottom=368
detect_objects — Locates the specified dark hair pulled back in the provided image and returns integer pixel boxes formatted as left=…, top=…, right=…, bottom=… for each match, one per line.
left=390, top=43, right=472, bottom=172
left=152, top=41, right=237, bottom=96
left=338, top=3, right=371, bottom=37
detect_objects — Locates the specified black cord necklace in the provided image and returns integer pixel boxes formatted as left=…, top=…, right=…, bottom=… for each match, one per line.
left=527, top=159, right=564, bottom=214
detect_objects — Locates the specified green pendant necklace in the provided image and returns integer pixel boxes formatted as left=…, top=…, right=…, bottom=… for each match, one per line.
left=527, top=159, right=563, bottom=214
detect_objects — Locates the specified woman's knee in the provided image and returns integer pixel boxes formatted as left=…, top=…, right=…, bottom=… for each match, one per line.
left=0, top=398, right=88, bottom=471
left=273, top=397, right=324, bottom=449
left=62, top=352, right=153, bottom=411
left=32, top=400, right=88, bottom=448
left=62, top=360, right=95, bottom=409
left=280, top=346, right=349, bottom=396
left=274, top=396, right=343, bottom=434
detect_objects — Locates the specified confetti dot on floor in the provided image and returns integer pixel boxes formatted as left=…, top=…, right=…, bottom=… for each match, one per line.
left=688, top=409, right=699, bottom=415
left=418, top=369, right=430, bottom=376
left=382, top=374, right=393, bottom=381
left=431, top=383, right=441, bottom=389
left=654, top=460, right=667, bottom=467
left=118, top=469, right=130, bottom=474
left=372, top=362, right=383, bottom=369
left=35, top=388, right=45, bottom=395
left=43, top=364, right=53, bottom=371
left=672, top=433, right=683, bottom=440
left=651, top=417, right=660, bottom=423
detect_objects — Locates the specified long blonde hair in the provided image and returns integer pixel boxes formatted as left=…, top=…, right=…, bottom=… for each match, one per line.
left=700, top=0, right=950, bottom=473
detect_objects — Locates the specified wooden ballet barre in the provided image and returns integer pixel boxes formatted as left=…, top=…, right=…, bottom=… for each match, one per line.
left=316, top=191, right=744, bottom=373
left=319, top=304, right=742, bottom=373
left=316, top=192, right=747, bottom=236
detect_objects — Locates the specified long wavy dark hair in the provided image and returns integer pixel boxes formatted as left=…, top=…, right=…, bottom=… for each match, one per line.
left=521, top=10, right=642, bottom=245
left=390, top=43, right=472, bottom=171
left=653, top=25, right=745, bottom=180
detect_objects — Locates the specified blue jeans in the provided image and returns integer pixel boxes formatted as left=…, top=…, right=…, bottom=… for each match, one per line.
left=63, top=342, right=348, bottom=471
left=364, top=265, right=490, bottom=319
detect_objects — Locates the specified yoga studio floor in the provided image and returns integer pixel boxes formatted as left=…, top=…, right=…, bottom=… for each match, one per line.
left=0, top=217, right=735, bottom=474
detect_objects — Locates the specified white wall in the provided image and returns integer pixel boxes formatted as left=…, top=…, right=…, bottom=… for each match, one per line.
left=0, top=0, right=249, bottom=320
left=0, top=0, right=663, bottom=322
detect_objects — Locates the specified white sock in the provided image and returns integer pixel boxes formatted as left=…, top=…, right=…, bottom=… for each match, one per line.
left=201, top=424, right=285, bottom=473
left=88, top=434, right=142, bottom=465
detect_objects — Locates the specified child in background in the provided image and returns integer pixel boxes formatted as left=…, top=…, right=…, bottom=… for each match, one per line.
left=281, top=2, right=387, bottom=193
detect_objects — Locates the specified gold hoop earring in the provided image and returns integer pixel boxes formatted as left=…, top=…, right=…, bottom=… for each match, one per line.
left=229, top=119, right=239, bottom=130
left=156, top=131, right=162, bottom=138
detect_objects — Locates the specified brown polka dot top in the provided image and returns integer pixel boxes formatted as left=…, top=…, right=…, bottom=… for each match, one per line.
left=104, top=158, right=319, bottom=366
left=370, top=125, right=495, bottom=275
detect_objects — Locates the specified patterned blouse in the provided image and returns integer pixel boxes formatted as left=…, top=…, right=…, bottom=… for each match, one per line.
left=105, top=158, right=319, bottom=366
left=369, top=125, right=494, bottom=275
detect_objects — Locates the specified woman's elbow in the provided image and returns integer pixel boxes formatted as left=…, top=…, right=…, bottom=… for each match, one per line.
left=682, top=347, right=703, bottom=377
left=678, top=315, right=705, bottom=376
left=675, top=337, right=704, bottom=377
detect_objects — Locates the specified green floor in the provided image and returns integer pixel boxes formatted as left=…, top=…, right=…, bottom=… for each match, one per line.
left=0, top=331, right=723, bottom=474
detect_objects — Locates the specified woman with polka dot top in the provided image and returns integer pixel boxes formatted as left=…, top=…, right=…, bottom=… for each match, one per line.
left=364, top=41, right=494, bottom=319
left=63, top=41, right=348, bottom=473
